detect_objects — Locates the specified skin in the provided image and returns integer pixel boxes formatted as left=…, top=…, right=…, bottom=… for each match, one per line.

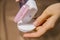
left=16, top=0, right=60, bottom=37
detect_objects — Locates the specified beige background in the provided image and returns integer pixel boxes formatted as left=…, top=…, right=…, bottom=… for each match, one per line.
left=0, top=0, right=60, bottom=40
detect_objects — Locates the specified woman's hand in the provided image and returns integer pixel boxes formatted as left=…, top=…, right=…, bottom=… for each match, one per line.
left=16, top=0, right=24, bottom=3
left=16, top=0, right=20, bottom=2
left=23, top=3, right=60, bottom=37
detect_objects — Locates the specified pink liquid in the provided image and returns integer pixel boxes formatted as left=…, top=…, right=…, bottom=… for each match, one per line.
left=14, top=5, right=29, bottom=23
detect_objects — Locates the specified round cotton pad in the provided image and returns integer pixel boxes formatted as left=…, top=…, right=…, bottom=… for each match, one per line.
left=17, top=23, right=36, bottom=32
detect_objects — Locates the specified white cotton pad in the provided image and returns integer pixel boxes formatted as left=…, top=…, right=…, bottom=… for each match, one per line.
left=17, top=21, right=36, bottom=32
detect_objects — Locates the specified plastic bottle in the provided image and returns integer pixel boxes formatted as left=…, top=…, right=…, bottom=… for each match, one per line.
left=19, top=0, right=28, bottom=8
left=14, top=0, right=38, bottom=32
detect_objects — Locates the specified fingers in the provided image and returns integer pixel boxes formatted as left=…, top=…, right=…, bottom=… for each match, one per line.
left=16, top=0, right=25, bottom=3
left=24, top=11, right=52, bottom=37
left=42, top=15, right=59, bottom=30
left=33, top=3, right=60, bottom=27
left=16, top=0, right=20, bottom=2
left=23, top=32, right=39, bottom=37
left=23, top=26, right=47, bottom=37
left=33, top=12, right=51, bottom=27
left=23, top=15, right=58, bottom=37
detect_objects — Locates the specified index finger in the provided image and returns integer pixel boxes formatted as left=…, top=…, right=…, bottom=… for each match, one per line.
left=23, top=26, right=47, bottom=37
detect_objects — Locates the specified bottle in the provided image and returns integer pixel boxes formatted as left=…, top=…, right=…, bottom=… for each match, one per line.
left=14, top=0, right=38, bottom=32
left=14, top=0, right=38, bottom=23
left=19, top=0, right=28, bottom=8
left=22, top=0, right=38, bottom=23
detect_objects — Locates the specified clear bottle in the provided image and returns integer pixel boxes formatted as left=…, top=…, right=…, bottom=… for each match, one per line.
left=14, top=0, right=38, bottom=32
left=14, top=0, right=38, bottom=23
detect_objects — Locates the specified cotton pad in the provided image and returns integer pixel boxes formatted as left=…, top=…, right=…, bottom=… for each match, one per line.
left=17, top=21, right=36, bottom=32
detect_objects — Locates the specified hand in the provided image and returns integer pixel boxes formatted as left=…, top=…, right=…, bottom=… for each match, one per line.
left=16, top=0, right=24, bottom=3
left=16, top=0, right=20, bottom=2
left=23, top=3, right=60, bottom=37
